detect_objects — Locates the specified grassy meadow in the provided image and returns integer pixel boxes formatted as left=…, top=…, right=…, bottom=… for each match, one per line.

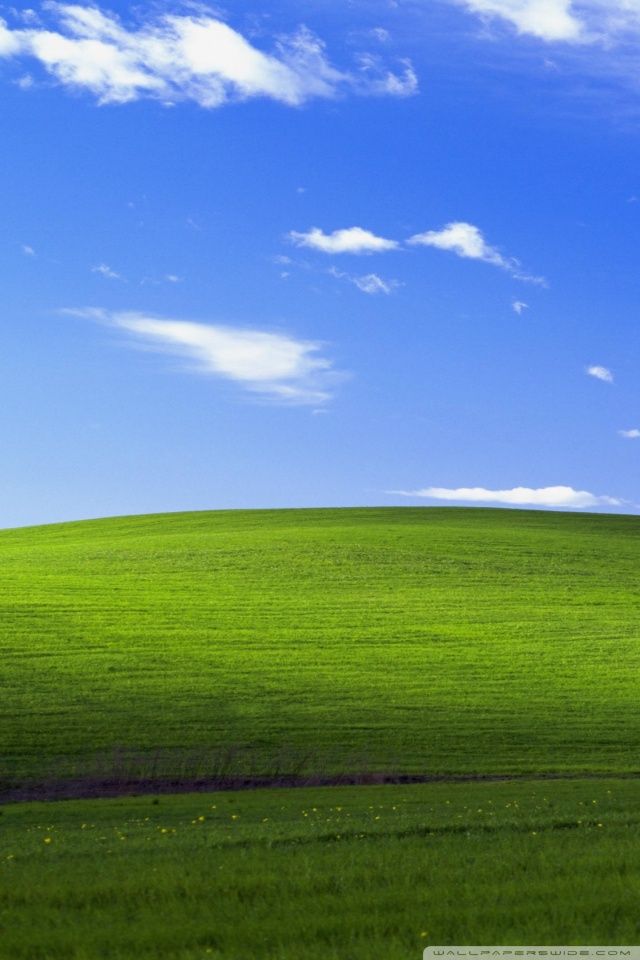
left=2, top=506, right=640, bottom=956
left=2, top=777, right=640, bottom=959
left=1, top=506, right=639, bottom=789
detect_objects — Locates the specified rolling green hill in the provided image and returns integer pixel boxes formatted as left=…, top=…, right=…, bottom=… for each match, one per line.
left=2, top=506, right=639, bottom=790
left=3, top=506, right=640, bottom=957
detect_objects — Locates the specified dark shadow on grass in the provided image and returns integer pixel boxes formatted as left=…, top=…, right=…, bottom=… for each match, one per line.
left=3, top=766, right=640, bottom=804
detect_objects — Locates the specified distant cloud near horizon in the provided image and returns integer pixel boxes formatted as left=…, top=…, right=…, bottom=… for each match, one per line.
left=0, top=5, right=417, bottom=108
left=586, top=365, right=613, bottom=383
left=289, top=226, right=399, bottom=254
left=391, top=484, right=623, bottom=508
left=71, top=309, right=341, bottom=405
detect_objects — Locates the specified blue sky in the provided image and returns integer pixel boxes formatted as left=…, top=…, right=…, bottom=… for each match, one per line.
left=1, top=0, right=639, bottom=527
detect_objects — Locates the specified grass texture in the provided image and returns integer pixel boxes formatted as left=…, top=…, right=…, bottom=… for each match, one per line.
left=2, top=777, right=640, bottom=959
left=1, top=506, right=639, bottom=787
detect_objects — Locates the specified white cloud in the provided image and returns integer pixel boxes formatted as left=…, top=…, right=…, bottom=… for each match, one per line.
left=329, top=266, right=400, bottom=294
left=393, top=484, right=623, bottom=508
left=0, top=18, right=21, bottom=55
left=353, top=273, right=399, bottom=294
left=21, top=243, right=35, bottom=256
left=454, top=0, right=584, bottom=42
left=619, top=428, right=640, bottom=439
left=512, top=299, right=528, bottom=314
left=92, top=262, right=121, bottom=280
left=409, top=222, right=505, bottom=264
left=290, top=226, right=398, bottom=254
left=444, top=1, right=640, bottom=112
left=586, top=364, right=613, bottom=383
left=17, top=10, right=41, bottom=27
left=140, top=273, right=184, bottom=286
left=452, top=0, right=640, bottom=49
left=0, top=5, right=418, bottom=108
left=408, top=221, right=543, bottom=282
left=356, top=54, right=418, bottom=97
left=74, top=309, right=340, bottom=405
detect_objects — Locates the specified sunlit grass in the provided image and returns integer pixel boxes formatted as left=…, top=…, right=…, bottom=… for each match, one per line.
left=1, top=506, right=640, bottom=788
left=2, top=507, right=640, bottom=957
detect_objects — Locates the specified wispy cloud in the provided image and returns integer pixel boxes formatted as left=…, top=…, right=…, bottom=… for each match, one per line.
left=619, top=428, right=640, bottom=439
left=72, top=309, right=341, bottom=405
left=453, top=0, right=583, bottom=42
left=15, top=73, right=34, bottom=89
left=329, top=266, right=400, bottom=294
left=289, top=226, right=399, bottom=254
left=92, top=263, right=121, bottom=280
left=392, top=484, right=623, bottom=508
left=451, top=0, right=640, bottom=45
left=512, top=299, right=528, bottom=314
left=438, top=0, right=640, bottom=122
left=370, top=27, right=392, bottom=43
left=288, top=221, right=543, bottom=282
left=21, top=243, right=35, bottom=256
left=140, top=273, right=184, bottom=287
left=0, top=4, right=418, bottom=108
left=353, top=272, right=399, bottom=294
left=355, top=53, right=418, bottom=97
left=408, top=221, right=543, bottom=283
left=586, top=364, right=613, bottom=383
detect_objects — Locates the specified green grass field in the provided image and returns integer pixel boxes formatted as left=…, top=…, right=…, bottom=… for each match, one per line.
left=3, top=777, right=640, bottom=959
left=1, top=507, right=639, bottom=788
left=3, top=506, right=640, bottom=957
